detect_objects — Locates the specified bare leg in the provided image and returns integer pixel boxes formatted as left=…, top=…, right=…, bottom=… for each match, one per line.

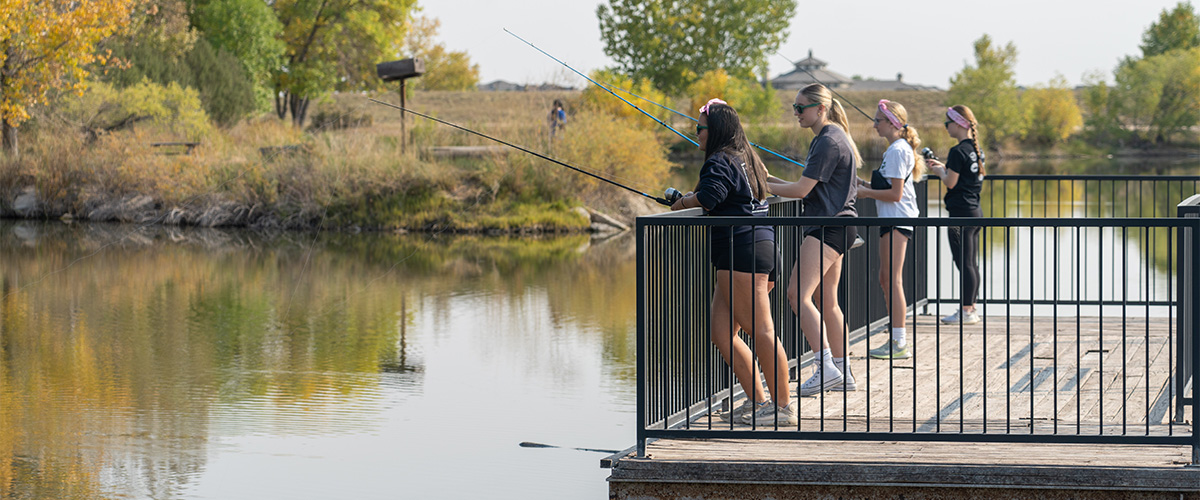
left=711, top=270, right=766, bottom=403
left=729, top=270, right=787, bottom=406
left=878, top=231, right=910, bottom=330
left=791, top=236, right=844, bottom=358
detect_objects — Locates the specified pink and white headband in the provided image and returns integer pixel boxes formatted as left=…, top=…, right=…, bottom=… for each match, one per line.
left=699, top=98, right=727, bottom=114
left=946, top=107, right=972, bottom=128
left=878, top=99, right=903, bottom=129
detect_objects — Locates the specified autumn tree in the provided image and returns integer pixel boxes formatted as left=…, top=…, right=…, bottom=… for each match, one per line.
left=947, top=35, right=1025, bottom=146
left=1140, top=1, right=1200, bottom=58
left=403, top=15, right=480, bottom=91
left=596, top=0, right=796, bottom=94
left=686, top=69, right=777, bottom=123
left=271, top=0, right=417, bottom=127
left=1020, top=76, right=1083, bottom=144
left=0, top=0, right=137, bottom=156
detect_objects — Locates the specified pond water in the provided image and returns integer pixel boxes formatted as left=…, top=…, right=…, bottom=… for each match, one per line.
left=0, top=158, right=1195, bottom=499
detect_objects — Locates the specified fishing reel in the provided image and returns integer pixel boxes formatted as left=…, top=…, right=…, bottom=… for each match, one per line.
left=664, top=187, right=683, bottom=205
left=920, top=147, right=939, bottom=161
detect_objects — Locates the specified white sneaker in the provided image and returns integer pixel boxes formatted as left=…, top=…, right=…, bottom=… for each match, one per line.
left=941, top=308, right=982, bottom=325
left=741, top=400, right=798, bottom=426
left=718, top=399, right=761, bottom=422
left=799, top=366, right=844, bottom=396
left=832, top=363, right=857, bottom=391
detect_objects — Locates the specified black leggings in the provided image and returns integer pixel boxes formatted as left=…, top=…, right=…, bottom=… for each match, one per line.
left=948, top=210, right=982, bottom=307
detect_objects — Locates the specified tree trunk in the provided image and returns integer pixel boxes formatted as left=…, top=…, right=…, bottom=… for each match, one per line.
left=275, top=89, right=289, bottom=120
left=289, top=94, right=310, bottom=128
left=1, top=119, right=17, bottom=158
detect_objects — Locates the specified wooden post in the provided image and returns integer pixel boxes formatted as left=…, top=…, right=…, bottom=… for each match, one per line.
left=400, top=80, right=407, bottom=153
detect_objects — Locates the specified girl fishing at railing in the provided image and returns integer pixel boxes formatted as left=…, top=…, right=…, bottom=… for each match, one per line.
left=670, top=99, right=793, bottom=425
left=857, top=99, right=925, bottom=360
left=926, top=105, right=986, bottom=325
left=766, top=83, right=861, bottom=399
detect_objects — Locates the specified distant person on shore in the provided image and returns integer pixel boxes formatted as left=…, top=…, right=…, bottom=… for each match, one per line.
left=857, top=99, right=924, bottom=359
left=547, top=99, right=567, bottom=143
left=670, top=98, right=793, bottom=425
left=766, top=83, right=861, bottom=397
left=926, top=105, right=986, bottom=325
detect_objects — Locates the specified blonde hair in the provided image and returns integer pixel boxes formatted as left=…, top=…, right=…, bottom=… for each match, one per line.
left=799, top=84, right=862, bottom=168
left=879, top=100, right=926, bottom=181
left=950, top=105, right=986, bottom=178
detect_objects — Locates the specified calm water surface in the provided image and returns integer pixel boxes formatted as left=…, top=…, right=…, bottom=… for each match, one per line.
left=1, top=158, right=1195, bottom=499
left=0, top=224, right=636, bottom=499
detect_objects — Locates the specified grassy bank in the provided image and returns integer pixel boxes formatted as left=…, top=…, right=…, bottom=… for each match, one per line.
left=1, top=89, right=1192, bottom=232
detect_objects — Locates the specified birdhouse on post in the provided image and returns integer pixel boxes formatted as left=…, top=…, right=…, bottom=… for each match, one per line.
left=376, top=58, right=425, bottom=152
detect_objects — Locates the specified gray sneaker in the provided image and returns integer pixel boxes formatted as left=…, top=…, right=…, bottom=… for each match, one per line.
left=718, top=399, right=762, bottom=422
left=942, top=308, right=982, bottom=325
left=868, top=339, right=912, bottom=359
left=799, top=367, right=844, bottom=396
left=741, top=400, right=798, bottom=426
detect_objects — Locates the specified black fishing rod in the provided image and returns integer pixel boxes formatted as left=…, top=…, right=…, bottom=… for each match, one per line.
left=774, top=51, right=874, bottom=121
left=367, top=98, right=681, bottom=206
left=599, top=82, right=807, bottom=169
left=504, top=29, right=699, bottom=148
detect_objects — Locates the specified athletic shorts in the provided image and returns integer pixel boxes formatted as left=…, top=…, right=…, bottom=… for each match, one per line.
left=879, top=226, right=914, bottom=239
left=711, top=239, right=777, bottom=282
left=804, top=224, right=858, bottom=256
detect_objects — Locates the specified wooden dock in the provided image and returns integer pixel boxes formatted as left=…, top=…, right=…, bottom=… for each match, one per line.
left=607, top=314, right=1200, bottom=499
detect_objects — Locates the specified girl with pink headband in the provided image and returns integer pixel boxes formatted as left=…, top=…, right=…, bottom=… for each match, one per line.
left=927, top=105, right=987, bottom=325
left=857, top=99, right=925, bottom=360
left=671, top=98, right=793, bottom=426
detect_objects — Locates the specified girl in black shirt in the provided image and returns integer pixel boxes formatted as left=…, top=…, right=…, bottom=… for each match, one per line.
left=672, top=99, right=791, bottom=425
left=926, top=105, right=986, bottom=325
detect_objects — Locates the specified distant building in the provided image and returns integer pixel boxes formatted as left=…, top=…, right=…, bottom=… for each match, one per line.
left=478, top=80, right=524, bottom=91
left=770, top=50, right=852, bottom=90
left=477, top=80, right=575, bottom=92
left=770, top=50, right=939, bottom=91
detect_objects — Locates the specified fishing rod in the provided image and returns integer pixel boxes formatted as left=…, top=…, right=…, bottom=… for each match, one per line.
left=519, top=441, right=620, bottom=454
left=599, top=82, right=806, bottom=169
left=367, top=98, right=682, bottom=206
left=774, top=51, right=874, bottom=121
left=503, top=28, right=699, bottom=148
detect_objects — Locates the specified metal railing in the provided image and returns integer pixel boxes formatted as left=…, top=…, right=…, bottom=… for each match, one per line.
left=635, top=174, right=1200, bottom=460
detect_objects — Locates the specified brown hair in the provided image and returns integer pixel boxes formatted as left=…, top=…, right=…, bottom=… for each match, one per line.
left=950, top=105, right=986, bottom=178
left=702, top=102, right=769, bottom=201
left=799, top=83, right=862, bottom=168
left=879, top=100, right=926, bottom=181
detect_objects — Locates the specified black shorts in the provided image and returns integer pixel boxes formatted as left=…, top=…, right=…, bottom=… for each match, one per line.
left=879, top=226, right=914, bottom=239
left=804, top=224, right=858, bottom=255
left=711, top=239, right=778, bottom=282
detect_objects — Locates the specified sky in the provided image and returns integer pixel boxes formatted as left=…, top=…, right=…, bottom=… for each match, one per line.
left=420, top=0, right=1188, bottom=89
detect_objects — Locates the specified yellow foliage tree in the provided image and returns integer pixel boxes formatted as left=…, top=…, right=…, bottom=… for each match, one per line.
left=0, top=0, right=137, bottom=156
left=580, top=69, right=672, bottom=132
left=686, top=68, right=777, bottom=123
left=1021, top=75, right=1084, bottom=144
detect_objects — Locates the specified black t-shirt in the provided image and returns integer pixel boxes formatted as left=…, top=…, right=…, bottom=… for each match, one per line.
left=801, top=125, right=858, bottom=218
left=944, top=139, right=983, bottom=215
left=695, top=151, right=773, bottom=247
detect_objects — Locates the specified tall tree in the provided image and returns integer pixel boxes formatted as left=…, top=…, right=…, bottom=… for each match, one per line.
left=596, top=0, right=796, bottom=94
left=403, top=15, right=479, bottom=91
left=947, top=35, right=1025, bottom=146
left=0, top=0, right=137, bottom=156
left=1140, top=1, right=1200, bottom=58
left=191, top=0, right=285, bottom=96
left=271, top=0, right=416, bottom=127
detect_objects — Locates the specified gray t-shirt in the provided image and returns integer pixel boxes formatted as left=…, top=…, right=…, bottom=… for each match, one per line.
left=801, top=124, right=858, bottom=218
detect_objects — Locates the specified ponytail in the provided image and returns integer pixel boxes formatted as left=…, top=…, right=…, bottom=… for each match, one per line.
left=827, top=99, right=862, bottom=168
left=968, top=125, right=986, bottom=178
left=900, top=125, right=926, bottom=181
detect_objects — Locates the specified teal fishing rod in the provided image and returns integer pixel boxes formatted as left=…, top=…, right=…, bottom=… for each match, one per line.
left=773, top=51, right=873, bottom=121
left=600, top=82, right=807, bottom=169
left=503, top=28, right=698, bottom=148
left=367, top=98, right=682, bottom=206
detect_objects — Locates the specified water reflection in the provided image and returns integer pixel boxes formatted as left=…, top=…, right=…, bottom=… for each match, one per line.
left=0, top=222, right=637, bottom=499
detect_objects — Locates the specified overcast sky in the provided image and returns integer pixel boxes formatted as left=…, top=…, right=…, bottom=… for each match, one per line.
left=421, top=0, right=1186, bottom=89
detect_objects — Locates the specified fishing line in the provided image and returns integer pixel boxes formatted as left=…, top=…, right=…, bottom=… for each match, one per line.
left=368, top=98, right=676, bottom=206
left=598, top=81, right=806, bottom=169
left=503, top=28, right=699, bottom=148
left=773, top=51, right=874, bottom=121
